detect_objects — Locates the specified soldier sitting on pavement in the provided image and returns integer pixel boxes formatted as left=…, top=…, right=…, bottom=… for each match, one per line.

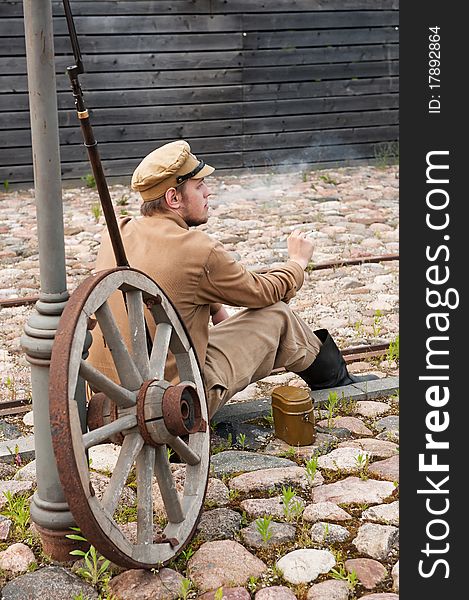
left=88, top=140, right=376, bottom=419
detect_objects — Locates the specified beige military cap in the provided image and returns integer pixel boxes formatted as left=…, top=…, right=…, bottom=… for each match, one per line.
left=131, top=140, right=215, bottom=202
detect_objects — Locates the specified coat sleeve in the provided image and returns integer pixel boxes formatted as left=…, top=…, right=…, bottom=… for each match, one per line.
left=194, top=241, right=305, bottom=308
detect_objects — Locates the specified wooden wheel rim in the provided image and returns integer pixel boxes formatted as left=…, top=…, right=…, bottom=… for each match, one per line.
left=49, top=268, right=210, bottom=568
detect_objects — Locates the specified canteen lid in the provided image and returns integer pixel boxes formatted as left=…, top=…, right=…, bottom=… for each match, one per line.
left=271, top=385, right=312, bottom=412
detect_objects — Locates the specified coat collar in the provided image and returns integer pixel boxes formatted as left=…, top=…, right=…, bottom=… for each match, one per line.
left=146, top=209, right=189, bottom=230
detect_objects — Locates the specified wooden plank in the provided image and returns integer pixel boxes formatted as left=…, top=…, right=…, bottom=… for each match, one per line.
left=242, top=125, right=399, bottom=150
left=0, top=33, right=243, bottom=56
left=243, top=61, right=399, bottom=84
left=244, top=77, right=399, bottom=100
left=209, top=0, right=399, bottom=11
left=244, top=27, right=399, bottom=49
left=243, top=11, right=398, bottom=30
left=0, top=1, right=207, bottom=17
left=0, top=51, right=244, bottom=75
left=0, top=43, right=399, bottom=74
left=0, top=15, right=243, bottom=36
left=0, top=118, right=244, bottom=147
left=0, top=1, right=399, bottom=17
left=0, top=85, right=244, bottom=111
left=1, top=67, right=243, bottom=93
left=242, top=93, right=399, bottom=118
left=242, top=142, right=390, bottom=167
left=243, top=45, right=399, bottom=67
left=243, top=110, right=398, bottom=134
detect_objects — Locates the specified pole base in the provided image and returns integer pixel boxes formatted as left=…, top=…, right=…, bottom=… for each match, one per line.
left=34, top=523, right=88, bottom=563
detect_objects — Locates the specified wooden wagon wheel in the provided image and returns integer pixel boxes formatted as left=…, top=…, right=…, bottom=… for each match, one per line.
left=49, top=267, right=210, bottom=569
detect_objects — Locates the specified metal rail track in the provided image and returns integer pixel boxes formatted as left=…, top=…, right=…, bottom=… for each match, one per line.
left=1, top=342, right=393, bottom=417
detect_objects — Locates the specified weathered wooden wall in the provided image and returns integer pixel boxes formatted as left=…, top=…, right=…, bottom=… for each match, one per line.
left=0, top=0, right=398, bottom=185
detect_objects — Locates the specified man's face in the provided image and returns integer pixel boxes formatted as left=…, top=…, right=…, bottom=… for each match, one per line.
left=178, top=177, right=211, bottom=226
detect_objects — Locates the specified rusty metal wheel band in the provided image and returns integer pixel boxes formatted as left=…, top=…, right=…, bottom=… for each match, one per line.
left=136, top=379, right=159, bottom=448
left=49, top=268, right=210, bottom=569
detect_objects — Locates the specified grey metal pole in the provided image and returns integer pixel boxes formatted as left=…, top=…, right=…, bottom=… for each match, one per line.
left=20, top=0, right=77, bottom=561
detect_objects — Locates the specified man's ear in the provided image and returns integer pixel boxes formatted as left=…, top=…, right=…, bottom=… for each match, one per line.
left=164, top=187, right=182, bottom=209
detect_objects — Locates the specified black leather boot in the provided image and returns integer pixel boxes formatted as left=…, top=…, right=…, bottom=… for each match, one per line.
left=296, top=329, right=378, bottom=390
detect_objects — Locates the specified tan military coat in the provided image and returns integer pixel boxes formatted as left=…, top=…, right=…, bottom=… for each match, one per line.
left=88, top=210, right=305, bottom=383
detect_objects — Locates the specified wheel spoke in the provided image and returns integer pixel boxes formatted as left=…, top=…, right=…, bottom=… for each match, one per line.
left=82, top=414, right=137, bottom=450
left=149, top=322, right=172, bottom=380
left=125, top=289, right=151, bottom=380
left=95, top=300, right=142, bottom=390
left=168, top=436, right=200, bottom=466
left=136, top=444, right=155, bottom=544
left=154, top=445, right=184, bottom=524
left=79, top=360, right=136, bottom=408
left=102, top=432, right=144, bottom=515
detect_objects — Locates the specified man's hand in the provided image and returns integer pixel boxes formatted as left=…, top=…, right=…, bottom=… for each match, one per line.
left=211, top=305, right=230, bottom=325
left=287, top=229, right=314, bottom=270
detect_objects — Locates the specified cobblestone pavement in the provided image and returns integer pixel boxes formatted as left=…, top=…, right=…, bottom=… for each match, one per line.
left=0, top=164, right=399, bottom=599
left=0, top=164, right=398, bottom=401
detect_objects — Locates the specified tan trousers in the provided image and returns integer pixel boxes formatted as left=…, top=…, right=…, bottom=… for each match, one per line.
left=203, top=301, right=322, bottom=418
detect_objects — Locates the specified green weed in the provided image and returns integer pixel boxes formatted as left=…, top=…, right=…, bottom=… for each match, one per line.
left=214, top=588, right=224, bottom=600
left=281, top=486, right=304, bottom=522
left=228, top=489, right=240, bottom=502
left=178, top=577, right=193, bottom=599
left=114, top=502, right=137, bottom=525
left=319, top=173, right=338, bottom=185
left=6, top=442, right=22, bottom=467
left=255, top=515, right=273, bottom=543
left=66, top=528, right=111, bottom=588
left=387, top=334, right=400, bottom=362
left=4, top=376, right=17, bottom=401
left=354, top=319, right=364, bottom=337
left=116, top=194, right=129, bottom=206
left=264, top=408, right=274, bottom=426
left=331, top=564, right=359, bottom=590
left=305, top=454, right=319, bottom=483
left=91, top=203, right=102, bottom=223
left=355, top=452, right=370, bottom=480
left=280, top=446, right=297, bottom=459
left=325, top=391, right=339, bottom=428
left=374, top=141, right=399, bottom=168
left=236, top=433, right=246, bottom=449
left=372, top=309, right=383, bottom=337
left=81, top=173, right=96, bottom=188
left=1, top=491, right=30, bottom=536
